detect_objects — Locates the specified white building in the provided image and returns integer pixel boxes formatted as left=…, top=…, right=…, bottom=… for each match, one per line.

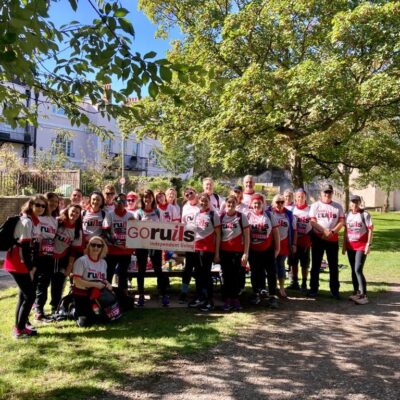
left=0, top=82, right=167, bottom=177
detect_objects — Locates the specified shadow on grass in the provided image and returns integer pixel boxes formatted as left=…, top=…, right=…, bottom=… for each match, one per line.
left=371, top=228, right=400, bottom=252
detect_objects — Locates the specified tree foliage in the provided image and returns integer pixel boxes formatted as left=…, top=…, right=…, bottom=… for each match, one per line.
left=134, top=0, right=400, bottom=185
left=0, top=0, right=178, bottom=129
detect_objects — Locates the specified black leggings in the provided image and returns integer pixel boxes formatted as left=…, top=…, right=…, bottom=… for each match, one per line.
left=10, top=272, right=35, bottom=330
left=106, top=254, right=131, bottom=291
left=248, top=246, right=276, bottom=296
left=182, top=251, right=197, bottom=286
left=34, top=255, right=55, bottom=313
left=220, top=251, right=243, bottom=299
left=194, top=251, right=214, bottom=301
left=136, top=249, right=169, bottom=295
left=347, top=249, right=367, bottom=295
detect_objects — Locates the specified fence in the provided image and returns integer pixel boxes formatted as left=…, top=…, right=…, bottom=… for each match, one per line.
left=0, top=170, right=81, bottom=196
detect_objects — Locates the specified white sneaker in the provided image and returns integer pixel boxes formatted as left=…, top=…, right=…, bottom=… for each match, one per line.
left=354, top=296, right=369, bottom=305
left=349, top=293, right=361, bottom=301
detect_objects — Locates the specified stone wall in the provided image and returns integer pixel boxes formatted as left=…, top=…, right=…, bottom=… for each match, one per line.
left=0, top=197, right=30, bottom=225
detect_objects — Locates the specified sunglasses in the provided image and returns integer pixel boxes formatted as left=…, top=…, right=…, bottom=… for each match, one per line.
left=185, top=191, right=194, bottom=197
left=234, top=190, right=242, bottom=194
left=34, top=203, right=46, bottom=208
left=89, top=243, right=104, bottom=249
left=106, top=192, right=115, bottom=196
left=276, top=201, right=284, bottom=204
left=127, top=198, right=136, bottom=202
left=324, top=191, right=333, bottom=194
left=116, top=199, right=127, bottom=204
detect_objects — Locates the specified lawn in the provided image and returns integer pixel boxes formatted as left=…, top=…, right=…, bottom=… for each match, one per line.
left=0, top=212, right=399, bottom=400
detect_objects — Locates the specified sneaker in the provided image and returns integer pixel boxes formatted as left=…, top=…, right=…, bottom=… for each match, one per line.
left=259, top=289, right=269, bottom=298
left=287, top=281, right=300, bottom=290
left=354, top=296, right=369, bottom=305
left=162, top=295, right=170, bottom=307
left=200, top=301, right=215, bottom=312
left=306, top=290, right=318, bottom=298
left=232, top=299, right=242, bottom=311
left=76, top=316, right=88, bottom=327
left=13, top=326, right=37, bottom=339
left=178, top=292, right=188, bottom=304
left=25, top=320, right=38, bottom=333
left=267, top=296, right=279, bottom=309
left=250, top=294, right=261, bottom=305
left=331, top=292, right=341, bottom=300
left=349, top=293, right=361, bottom=301
left=223, top=299, right=232, bottom=312
left=137, top=294, right=145, bottom=307
left=34, top=311, right=45, bottom=321
left=188, top=298, right=203, bottom=308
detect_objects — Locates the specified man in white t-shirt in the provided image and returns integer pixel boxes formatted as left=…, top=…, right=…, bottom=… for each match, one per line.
left=202, top=177, right=224, bottom=213
left=308, top=184, right=344, bottom=299
left=242, top=175, right=256, bottom=206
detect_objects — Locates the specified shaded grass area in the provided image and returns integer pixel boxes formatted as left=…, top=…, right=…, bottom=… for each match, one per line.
left=0, top=212, right=399, bottom=399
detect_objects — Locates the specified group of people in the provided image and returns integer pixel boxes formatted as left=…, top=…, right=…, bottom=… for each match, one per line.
left=3, top=175, right=373, bottom=339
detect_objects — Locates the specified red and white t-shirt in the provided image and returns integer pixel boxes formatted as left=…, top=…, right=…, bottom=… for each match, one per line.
left=309, top=200, right=344, bottom=242
left=242, top=191, right=255, bottom=207
left=181, top=202, right=200, bottom=228
left=54, top=222, right=83, bottom=259
left=72, top=255, right=107, bottom=290
left=247, top=211, right=278, bottom=251
left=272, top=209, right=296, bottom=256
left=293, top=204, right=312, bottom=248
left=220, top=212, right=249, bottom=252
left=158, top=203, right=180, bottom=222
left=82, top=209, right=106, bottom=242
left=345, top=211, right=373, bottom=251
left=38, top=215, right=58, bottom=256
left=193, top=209, right=221, bottom=252
left=4, top=215, right=41, bottom=273
left=103, top=210, right=134, bottom=255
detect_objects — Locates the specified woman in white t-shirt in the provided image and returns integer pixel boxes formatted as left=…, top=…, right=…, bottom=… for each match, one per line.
left=81, top=191, right=106, bottom=244
left=343, top=195, right=373, bottom=305
left=72, top=236, right=114, bottom=327
left=166, top=187, right=181, bottom=219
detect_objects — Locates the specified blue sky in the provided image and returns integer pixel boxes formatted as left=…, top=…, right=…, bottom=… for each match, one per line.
left=49, top=0, right=182, bottom=94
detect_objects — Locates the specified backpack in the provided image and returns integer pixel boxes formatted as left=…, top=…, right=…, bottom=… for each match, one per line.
left=214, top=193, right=220, bottom=208
left=0, top=215, right=20, bottom=251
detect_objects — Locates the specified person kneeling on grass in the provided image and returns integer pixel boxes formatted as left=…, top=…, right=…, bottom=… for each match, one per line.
left=71, top=236, right=121, bottom=327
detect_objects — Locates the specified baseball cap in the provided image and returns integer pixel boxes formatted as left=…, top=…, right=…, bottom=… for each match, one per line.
left=233, top=185, right=243, bottom=192
left=321, top=184, right=333, bottom=192
left=350, top=195, right=361, bottom=202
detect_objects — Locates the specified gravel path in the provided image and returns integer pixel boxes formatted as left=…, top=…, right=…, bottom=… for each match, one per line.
left=106, top=288, right=400, bottom=400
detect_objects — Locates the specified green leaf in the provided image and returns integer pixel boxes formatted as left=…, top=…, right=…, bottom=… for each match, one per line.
left=68, top=0, right=77, bottom=12
left=119, top=18, right=135, bottom=36
left=2, top=32, right=18, bottom=45
left=148, top=82, right=159, bottom=98
left=159, top=65, right=173, bottom=83
left=114, top=8, right=129, bottom=18
left=0, top=50, right=17, bottom=62
left=144, top=51, right=157, bottom=59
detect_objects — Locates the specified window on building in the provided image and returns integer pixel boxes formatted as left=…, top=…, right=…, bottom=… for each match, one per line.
left=51, top=135, right=74, bottom=157
left=104, top=138, right=113, bottom=154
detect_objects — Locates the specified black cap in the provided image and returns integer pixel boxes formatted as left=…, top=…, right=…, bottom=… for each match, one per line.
left=233, top=185, right=243, bottom=191
left=321, top=184, right=333, bottom=192
left=350, top=195, right=361, bottom=202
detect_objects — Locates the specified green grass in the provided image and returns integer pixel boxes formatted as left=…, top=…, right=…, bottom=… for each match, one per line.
left=0, top=212, right=399, bottom=399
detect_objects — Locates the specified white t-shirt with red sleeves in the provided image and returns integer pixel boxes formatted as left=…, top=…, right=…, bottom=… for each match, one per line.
left=293, top=204, right=312, bottom=248
left=4, top=215, right=40, bottom=273
left=82, top=209, right=106, bottom=242
left=242, top=191, right=255, bottom=206
left=54, top=222, right=83, bottom=259
left=103, top=210, right=134, bottom=255
left=345, top=211, right=373, bottom=251
left=181, top=202, right=200, bottom=228
left=38, top=215, right=58, bottom=256
left=72, top=255, right=107, bottom=290
left=272, top=209, right=296, bottom=256
left=247, top=211, right=278, bottom=251
left=193, top=209, right=221, bottom=252
left=220, top=211, right=249, bottom=252
left=309, top=200, right=345, bottom=242
left=158, top=203, right=180, bottom=222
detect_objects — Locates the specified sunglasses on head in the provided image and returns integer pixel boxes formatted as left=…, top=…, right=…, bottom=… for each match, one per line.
left=34, top=203, right=46, bottom=208
left=185, top=191, right=194, bottom=197
left=89, top=243, right=103, bottom=249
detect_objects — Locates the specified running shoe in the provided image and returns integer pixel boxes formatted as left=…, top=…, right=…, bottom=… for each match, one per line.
left=188, top=298, right=202, bottom=308
left=26, top=320, right=37, bottom=332
left=267, top=297, right=279, bottom=309
left=287, top=281, right=301, bottom=290
left=306, top=290, right=318, bottom=298
left=250, top=294, right=261, bottom=305
left=200, top=301, right=215, bottom=312
left=13, top=326, right=37, bottom=339
left=331, top=292, right=341, bottom=300
left=348, top=293, right=361, bottom=301
left=354, top=296, right=369, bottom=305
left=259, top=289, right=269, bottom=298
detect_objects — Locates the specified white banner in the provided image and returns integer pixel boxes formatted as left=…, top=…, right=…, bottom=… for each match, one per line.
left=126, top=220, right=195, bottom=252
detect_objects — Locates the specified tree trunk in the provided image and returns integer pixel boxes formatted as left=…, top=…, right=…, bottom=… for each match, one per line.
left=291, top=153, right=304, bottom=188
left=341, top=166, right=351, bottom=212
left=384, top=190, right=390, bottom=213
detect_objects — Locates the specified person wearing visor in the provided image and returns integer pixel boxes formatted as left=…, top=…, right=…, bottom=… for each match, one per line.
left=103, top=193, right=135, bottom=294
left=309, top=184, right=344, bottom=299
left=343, top=195, right=373, bottom=305
left=126, top=191, right=139, bottom=216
